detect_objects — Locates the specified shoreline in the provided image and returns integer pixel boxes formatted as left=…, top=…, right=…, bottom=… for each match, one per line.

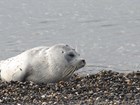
left=0, top=70, right=140, bottom=105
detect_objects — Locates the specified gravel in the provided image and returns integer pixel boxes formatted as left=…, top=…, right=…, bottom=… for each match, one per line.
left=0, top=70, right=140, bottom=105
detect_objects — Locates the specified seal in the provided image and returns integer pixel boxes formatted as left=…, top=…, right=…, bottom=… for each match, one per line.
left=0, top=44, right=86, bottom=83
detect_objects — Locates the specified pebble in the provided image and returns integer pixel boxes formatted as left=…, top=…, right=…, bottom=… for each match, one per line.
left=42, top=102, right=47, bottom=105
left=0, top=99, right=3, bottom=103
left=0, top=70, right=140, bottom=105
left=41, top=94, right=46, bottom=99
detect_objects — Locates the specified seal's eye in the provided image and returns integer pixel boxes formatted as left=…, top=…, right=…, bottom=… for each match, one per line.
left=68, top=53, right=75, bottom=58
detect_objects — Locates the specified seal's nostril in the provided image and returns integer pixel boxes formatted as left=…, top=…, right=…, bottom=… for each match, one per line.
left=81, top=60, right=86, bottom=64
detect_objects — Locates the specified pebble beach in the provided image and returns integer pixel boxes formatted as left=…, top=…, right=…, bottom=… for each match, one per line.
left=0, top=70, right=140, bottom=105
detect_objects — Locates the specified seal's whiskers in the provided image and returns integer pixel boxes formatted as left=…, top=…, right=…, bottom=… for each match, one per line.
left=63, top=66, right=73, bottom=77
left=63, top=66, right=76, bottom=79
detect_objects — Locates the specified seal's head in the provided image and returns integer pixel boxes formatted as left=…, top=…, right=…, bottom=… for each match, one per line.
left=47, top=44, right=86, bottom=82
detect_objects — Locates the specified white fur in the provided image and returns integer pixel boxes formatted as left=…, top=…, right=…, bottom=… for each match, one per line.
left=0, top=44, right=85, bottom=83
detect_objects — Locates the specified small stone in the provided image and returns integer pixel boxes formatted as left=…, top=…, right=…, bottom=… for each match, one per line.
left=0, top=99, right=3, bottom=103
left=89, top=90, right=93, bottom=94
left=53, top=102, right=57, bottom=104
left=41, top=94, right=46, bottom=99
left=23, top=96, right=28, bottom=100
left=33, top=99, right=38, bottom=103
left=42, top=102, right=47, bottom=105
left=125, top=79, right=132, bottom=85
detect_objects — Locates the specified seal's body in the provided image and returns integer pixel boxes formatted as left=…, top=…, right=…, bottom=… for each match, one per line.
left=0, top=44, right=85, bottom=83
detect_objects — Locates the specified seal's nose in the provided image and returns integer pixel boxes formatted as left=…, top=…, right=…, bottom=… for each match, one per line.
left=77, top=59, right=86, bottom=69
left=81, top=59, right=86, bottom=65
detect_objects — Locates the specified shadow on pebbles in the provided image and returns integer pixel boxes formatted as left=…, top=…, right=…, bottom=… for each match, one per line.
left=0, top=70, right=140, bottom=105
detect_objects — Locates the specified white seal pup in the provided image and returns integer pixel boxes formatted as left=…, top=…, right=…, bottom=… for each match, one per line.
left=0, top=44, right=86, bottom=83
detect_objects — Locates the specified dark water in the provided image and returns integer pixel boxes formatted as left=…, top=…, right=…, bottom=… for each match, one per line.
left=0, top=0, right=140, bottom=73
